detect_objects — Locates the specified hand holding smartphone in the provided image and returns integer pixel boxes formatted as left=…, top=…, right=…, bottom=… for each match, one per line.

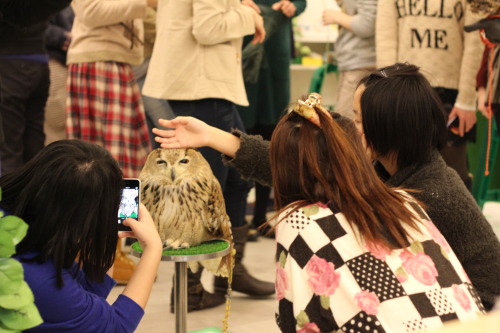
left=118, top=178, right=141, bottom=231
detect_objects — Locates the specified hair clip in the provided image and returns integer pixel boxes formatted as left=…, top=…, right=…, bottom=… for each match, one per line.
left=292, top=93, right=323, bottom=127
left=380, top=69, right=387, bottom=78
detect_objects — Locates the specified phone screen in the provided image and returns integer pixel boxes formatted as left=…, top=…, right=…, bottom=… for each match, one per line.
left=118, top=178, right=141, bottom=231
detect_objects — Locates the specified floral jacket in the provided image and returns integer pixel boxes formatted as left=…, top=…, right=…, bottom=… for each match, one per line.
left=274, top=196, right=484, bottom=333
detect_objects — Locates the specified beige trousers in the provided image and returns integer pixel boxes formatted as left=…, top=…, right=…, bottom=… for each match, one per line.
left=44, top=59, right=68, bottom=145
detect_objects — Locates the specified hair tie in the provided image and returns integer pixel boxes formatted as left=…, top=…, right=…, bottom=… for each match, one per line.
left=292, top=93, right=323, bottom=127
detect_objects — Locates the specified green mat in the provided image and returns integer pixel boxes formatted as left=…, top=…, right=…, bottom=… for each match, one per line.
left=189, top=327, right=227, bottom=333
left=131, top=239, right=229, bottom=256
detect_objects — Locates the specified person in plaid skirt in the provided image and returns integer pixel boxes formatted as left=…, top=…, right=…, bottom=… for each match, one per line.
left=66, top=0, right=156, bottom=284
left=66, top=0, right=155, bottom=178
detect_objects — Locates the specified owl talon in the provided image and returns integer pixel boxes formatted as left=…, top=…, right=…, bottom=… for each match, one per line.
left=167, top=239, right=191, bottom=249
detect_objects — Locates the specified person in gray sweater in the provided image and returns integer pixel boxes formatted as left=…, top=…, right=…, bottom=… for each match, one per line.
left=322, top=0, right=377, bottom=119
left=153, top=65, right=500, bottom=311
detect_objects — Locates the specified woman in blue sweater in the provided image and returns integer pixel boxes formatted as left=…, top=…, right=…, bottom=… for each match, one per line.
left=1, top=140, right=162, bottom=332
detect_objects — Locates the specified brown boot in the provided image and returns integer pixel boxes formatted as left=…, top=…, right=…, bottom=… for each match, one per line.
left=214, top=224, right=275, bottom=296
left=113, top=240, right=136, bottom=285
left=170, top=267, right=226, bottom=313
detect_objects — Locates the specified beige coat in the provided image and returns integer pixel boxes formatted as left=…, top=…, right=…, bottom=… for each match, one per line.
left=68, top=0, right=146, bottom=66
left=142, top=0, right=256, bottom=106
left=376, top=0, right=483, bottom=110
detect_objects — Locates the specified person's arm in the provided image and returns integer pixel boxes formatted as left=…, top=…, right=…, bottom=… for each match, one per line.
left=71, top=0, right=147, bottom=29
left=375, top=0, right=398, bottom=68
left=323, top=0, right=376, bottom=37
left=153, top=117, right=274, bottom=186
left=192, top=0, right=264, bottom=45
left=118, top=204, right=162, bottom=309
left=153, top=117, right=242, bottom=158
left=449, top=5, right=484, bottom=136
left=292, top=0, right=307, bottom=17
left=45, top=23, right=69, bottom=50
left=477, top=46, right=490, bottom=119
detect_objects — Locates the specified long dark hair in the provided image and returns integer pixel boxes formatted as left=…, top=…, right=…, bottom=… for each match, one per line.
left=358, top=63, right=447, bottom=170
left=0, top=140, right=123, bottom=287
left=270, top=106, right=420, bottom=249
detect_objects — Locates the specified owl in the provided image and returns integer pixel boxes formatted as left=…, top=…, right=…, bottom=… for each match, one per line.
left=139, top=148, right=233, bottom=276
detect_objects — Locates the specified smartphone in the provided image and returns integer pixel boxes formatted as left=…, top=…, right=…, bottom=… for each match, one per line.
left=118, top=178, right=141, bottom=231
left=447, top=116, right=460, bottom=136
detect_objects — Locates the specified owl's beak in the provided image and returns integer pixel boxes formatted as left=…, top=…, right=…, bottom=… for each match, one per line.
left=170, top=169, right=176, bottom=181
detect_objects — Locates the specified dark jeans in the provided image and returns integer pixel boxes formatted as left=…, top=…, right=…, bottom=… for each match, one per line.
left=168, top=99, right=252, bottom=228
left=0, top=58, right=49, bottom=175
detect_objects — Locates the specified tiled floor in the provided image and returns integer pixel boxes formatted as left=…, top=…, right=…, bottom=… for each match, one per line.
left=107, top=201, right=500, bottom=333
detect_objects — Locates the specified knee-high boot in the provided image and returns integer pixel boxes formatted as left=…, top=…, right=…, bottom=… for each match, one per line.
left=214, top=224, right=275, bottom=296
left=170, top=266, right=226, bottom=313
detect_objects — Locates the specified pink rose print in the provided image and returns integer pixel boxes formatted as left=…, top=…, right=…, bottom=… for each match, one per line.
left=355, top=290, right=380, bottom=315
left=297, top=322, right=321, bottom=333
left=366, top=241, right=391, bottom=261
left=399, top=249, right=413, bottom=261
left=452, top=284, right=472, bottom=311
left=425, top=220, right=451, bottom=252
left=402, top=252, right=439, bottom=285
left=396, top=272, right=407, bottom=283
left=305, top=255, right=340, bottom=296
left=276, top=262, right=289, bottom=300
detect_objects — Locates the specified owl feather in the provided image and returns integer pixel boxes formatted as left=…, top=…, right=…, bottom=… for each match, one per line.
left=139, top=148, right=233, bottom=277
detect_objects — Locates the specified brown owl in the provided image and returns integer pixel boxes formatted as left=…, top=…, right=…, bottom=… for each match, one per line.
left=139, top=148, right=233, bottom=276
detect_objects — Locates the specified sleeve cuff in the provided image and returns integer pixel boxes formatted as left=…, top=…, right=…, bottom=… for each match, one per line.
left=113, top=294, right=145, bottom=331
left=454, top=102, right=477, bottom=112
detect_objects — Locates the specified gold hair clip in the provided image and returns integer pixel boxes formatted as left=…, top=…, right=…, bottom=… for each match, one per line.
left=292, top=93, right=323, bottom=127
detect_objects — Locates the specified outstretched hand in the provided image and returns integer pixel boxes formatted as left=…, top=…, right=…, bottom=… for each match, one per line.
left=152, top=116, right=242, bottom=158
left=448, top=106, right=477, bottom=137
left=152, top=117, right=213, bottom=149
left=119, top=204, right=161, bottom=251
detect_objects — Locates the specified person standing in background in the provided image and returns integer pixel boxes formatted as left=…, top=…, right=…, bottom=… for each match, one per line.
left=132, top=7, right=176, bottom=150
left=237, top=0, right=306, bottom=241
left=376, top=0, right=483, bottom=190
left=143, top=0, right=273, bottom=312
left=322, top=0, right=377, bottom=120
left=66, top=0, right=153, bottom=179
left=0, top=0, right=71, bottom=173
left=0, top=0, right=71, bottom=175
left=66, top=0, right=155, bottom=284
left=44, top=6, right=74, bottom=145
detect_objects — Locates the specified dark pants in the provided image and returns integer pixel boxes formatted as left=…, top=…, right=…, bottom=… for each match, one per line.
left=0, top=58, right=49, bottom=175
left=435, top=88, right=474, bottom=189
left=168, top=99, right=252, bottom=227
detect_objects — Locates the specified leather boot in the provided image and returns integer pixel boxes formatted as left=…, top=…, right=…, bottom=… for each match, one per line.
left=112, top=240, right=136, bottom=285
left=214, top=224, right=275, bottom=296
left=170, top=267, right=226, bottom=313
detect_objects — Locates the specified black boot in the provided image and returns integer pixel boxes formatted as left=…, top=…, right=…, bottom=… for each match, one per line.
left=214, top=224, right=275, bottom=296
left=170, top=267, right=225, bottom=313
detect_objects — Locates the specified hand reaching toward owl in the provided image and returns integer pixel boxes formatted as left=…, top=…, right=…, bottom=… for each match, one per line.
left=153, top=117, right=242, bottom=158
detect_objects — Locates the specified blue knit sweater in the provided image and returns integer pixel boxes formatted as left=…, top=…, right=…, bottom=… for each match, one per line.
left=16, top=252, right=144, bottom=333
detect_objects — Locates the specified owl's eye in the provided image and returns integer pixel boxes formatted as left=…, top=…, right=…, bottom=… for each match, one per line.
left=156, top=160, right=167, bottom=166
left=179, top=159, right=189, bottom=164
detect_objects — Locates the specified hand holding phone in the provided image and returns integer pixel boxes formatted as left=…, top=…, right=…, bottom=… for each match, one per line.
left=118, top=178, right=141, bottom=231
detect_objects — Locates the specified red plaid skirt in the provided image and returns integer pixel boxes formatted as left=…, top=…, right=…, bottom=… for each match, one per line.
left=66, top=62, right=152, bottom=178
